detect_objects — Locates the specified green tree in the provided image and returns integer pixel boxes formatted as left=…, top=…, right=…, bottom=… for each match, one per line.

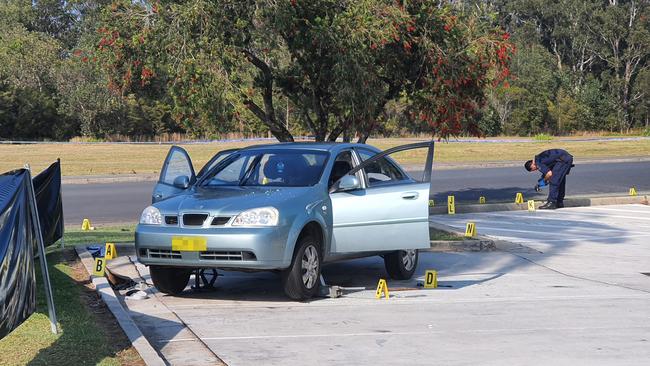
left=590, top=0, right=650, bottom=132
left=93, top=0, right=514, bottom=141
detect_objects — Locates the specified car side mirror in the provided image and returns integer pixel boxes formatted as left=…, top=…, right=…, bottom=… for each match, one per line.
left=336, top=175, right=360, bottom=192
left=173, top=175, right=190, bottom=189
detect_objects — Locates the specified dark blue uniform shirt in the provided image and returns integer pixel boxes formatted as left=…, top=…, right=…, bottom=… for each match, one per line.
left=534, top=149, right=572, bottom=175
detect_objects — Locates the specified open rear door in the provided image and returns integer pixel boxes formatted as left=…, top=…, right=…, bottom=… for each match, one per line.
left=152, top=146, right=195, bottom=203
left=329, top=141, right=434, bottom=253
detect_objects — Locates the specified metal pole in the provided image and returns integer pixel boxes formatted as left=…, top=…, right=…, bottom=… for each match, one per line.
left=58, top=158, right=65, bottom=250
left=25, top=164, right=58, bottom=334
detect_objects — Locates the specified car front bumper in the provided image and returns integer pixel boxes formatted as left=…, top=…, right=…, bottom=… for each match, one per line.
left=135, top=224, right=292, bottom=270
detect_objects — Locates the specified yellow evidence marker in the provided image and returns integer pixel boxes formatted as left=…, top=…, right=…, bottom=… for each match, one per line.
left=93, top=257, right=106, bottom=276
left=465, top=222, right=476, bottom=237
left=479, top=196, right=486, bottom=204
left=629, top=187, right=637, bottom=196
left=375, top=279, right=389, bottom=299
left=527, top=200, right=536, bottom=212
left=424, top=270, right=438, bottom=289
left=515, top=192, right=524, bottom=204
left=105, top=243, right=117, bottom=260
left=81, top=218, right=92, bottom=231
left=447, top=195, right=455, bottom=215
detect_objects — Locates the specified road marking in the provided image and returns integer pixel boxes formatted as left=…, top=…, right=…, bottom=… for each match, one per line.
left=571, top=206, right=650, bottom=214
left=164, top=293, right=650, bottom=310
left=439, top=223, right=642, bottom=235
left=159, top=325, right=650, bottom=343
left=437, top=210, right=650, bottom=224
left=508, top=233, right=650, bottom=243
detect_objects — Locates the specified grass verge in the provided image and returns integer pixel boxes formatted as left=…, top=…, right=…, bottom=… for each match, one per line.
left=0, top=227, right=142, bottom=366
left=1, top=137, right=648, bottom=176
left=430, top=227, right=464, bottom=241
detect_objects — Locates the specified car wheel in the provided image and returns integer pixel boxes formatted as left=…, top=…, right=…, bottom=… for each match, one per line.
left=150, top=266, right=192, bottom=295
left=384, top=249, right=418, bottom=280
left=282, top=235, right=321, bottom=300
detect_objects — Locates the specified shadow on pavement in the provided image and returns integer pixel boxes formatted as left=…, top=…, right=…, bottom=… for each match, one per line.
left=432, top=186, right=546, bottom=203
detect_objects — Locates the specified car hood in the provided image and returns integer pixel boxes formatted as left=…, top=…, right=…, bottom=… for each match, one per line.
left=155, top=185, right=320, bottom=215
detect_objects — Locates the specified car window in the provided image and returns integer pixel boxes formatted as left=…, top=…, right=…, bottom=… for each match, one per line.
left=328, top=151, right=354, bottom=188
left=356, top=149, right=406, bottom=187
left=202, top=150, right=328, bottom=187
left=197, top=150, right=235, bottom=178
left=204, top=155, right=254, bottom=185
left=161, top=149, right=193, bottom=185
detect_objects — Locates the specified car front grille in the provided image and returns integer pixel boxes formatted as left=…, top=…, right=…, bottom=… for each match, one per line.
left=211, top=216, right=232, bottom=226
left=146, top=248, right=182, bottom=259
left=183, top=213, right=208, bottom=226
left=165, top=215, right=178, bottom=225
left=199, top=251, right=256, bottom=261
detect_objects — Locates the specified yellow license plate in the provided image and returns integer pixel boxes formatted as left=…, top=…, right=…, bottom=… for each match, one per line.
left=171, top=236, right=207, bottom=252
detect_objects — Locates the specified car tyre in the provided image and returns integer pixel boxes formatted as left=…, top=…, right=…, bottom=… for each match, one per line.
left=384, top=249, right=418, bottom=280
left=150, top=266, right=192, bottom=295
left=282, top=235, right=321, bottom=301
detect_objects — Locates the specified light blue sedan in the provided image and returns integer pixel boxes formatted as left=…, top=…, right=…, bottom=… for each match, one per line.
left=135, top=141, right=434, bottom=300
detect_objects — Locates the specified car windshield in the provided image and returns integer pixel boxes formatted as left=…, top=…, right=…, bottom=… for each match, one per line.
left=200, top=150, right=329, bottom=187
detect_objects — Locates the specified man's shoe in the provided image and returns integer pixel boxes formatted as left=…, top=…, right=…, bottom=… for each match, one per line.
left=539, top=201, right=557, bottom=210
left=556, top=201, right=564, bottom=208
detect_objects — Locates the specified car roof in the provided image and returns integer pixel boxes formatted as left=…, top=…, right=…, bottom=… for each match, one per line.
left=239, top=142, right=379, bottom=153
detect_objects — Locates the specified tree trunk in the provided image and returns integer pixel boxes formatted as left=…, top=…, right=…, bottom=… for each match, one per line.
left=243, top=49, right=294, bottom=142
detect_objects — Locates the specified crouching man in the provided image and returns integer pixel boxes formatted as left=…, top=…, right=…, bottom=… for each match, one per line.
left=524, top=149, right=574, bottom=210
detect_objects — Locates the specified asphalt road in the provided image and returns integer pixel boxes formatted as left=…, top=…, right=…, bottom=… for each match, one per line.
left=62, top=161, right=650, bottom=226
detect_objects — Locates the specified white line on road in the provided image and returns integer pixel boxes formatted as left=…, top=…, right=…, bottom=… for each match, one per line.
left=164, top=293, right=650, bottom=310
left=158, top=325, right=650, bottom=343
left=500, top=233, right=650, bottom=243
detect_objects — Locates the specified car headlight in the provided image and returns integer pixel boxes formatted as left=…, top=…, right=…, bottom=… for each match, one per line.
left=232, top=207, right=279, bottom=226
left=140, top=206, right=162, bottom=225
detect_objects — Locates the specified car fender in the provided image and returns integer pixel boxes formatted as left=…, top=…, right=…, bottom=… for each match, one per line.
left=282, top=201, right=329, bottom=265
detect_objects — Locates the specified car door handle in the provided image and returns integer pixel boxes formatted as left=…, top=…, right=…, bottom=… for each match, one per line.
left=401, top=192, right=419, bottom=200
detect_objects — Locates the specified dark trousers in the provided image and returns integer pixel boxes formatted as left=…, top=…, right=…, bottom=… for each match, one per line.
left=548, top=157, right=573, bottom=203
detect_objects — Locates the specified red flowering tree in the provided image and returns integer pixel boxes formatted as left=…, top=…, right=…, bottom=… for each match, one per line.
left=91, top=0, right=514, bottom=141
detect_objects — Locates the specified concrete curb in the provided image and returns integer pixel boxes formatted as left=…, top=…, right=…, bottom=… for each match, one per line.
left=74, top=246, right=166, bottom=366
left=430, top=194, right=648, bottom=215
left=426, top=239, right=496, bottom=252
left=63, top=174, right=158, bottom=185
left=428, top=221, right=540, bottom=253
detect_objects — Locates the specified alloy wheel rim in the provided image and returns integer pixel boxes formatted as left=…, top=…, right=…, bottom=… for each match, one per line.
left=301, top=245, right=319, bottom=289
left=402, top=250, right=417, bottom=271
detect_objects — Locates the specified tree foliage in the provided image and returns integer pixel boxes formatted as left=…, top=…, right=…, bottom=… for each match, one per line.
left=1, top=0, right=648, bottom=141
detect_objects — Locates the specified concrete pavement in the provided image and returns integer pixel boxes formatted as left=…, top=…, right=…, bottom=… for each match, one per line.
left=106, top=204, right=650, bottom=365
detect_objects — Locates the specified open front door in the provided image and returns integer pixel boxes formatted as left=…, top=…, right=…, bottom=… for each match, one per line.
left=196, top=148, right=238, bottom=179
left=329, top=141, right=434, bottom=253
left=152, top=146, right=195, bottom=203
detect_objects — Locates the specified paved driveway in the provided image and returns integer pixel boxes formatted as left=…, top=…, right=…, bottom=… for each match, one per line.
left=121, top=204, right=650, bottom=365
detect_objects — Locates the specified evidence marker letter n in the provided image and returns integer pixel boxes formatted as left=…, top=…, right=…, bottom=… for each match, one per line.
left=465, top=222, right=476, bottom=237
